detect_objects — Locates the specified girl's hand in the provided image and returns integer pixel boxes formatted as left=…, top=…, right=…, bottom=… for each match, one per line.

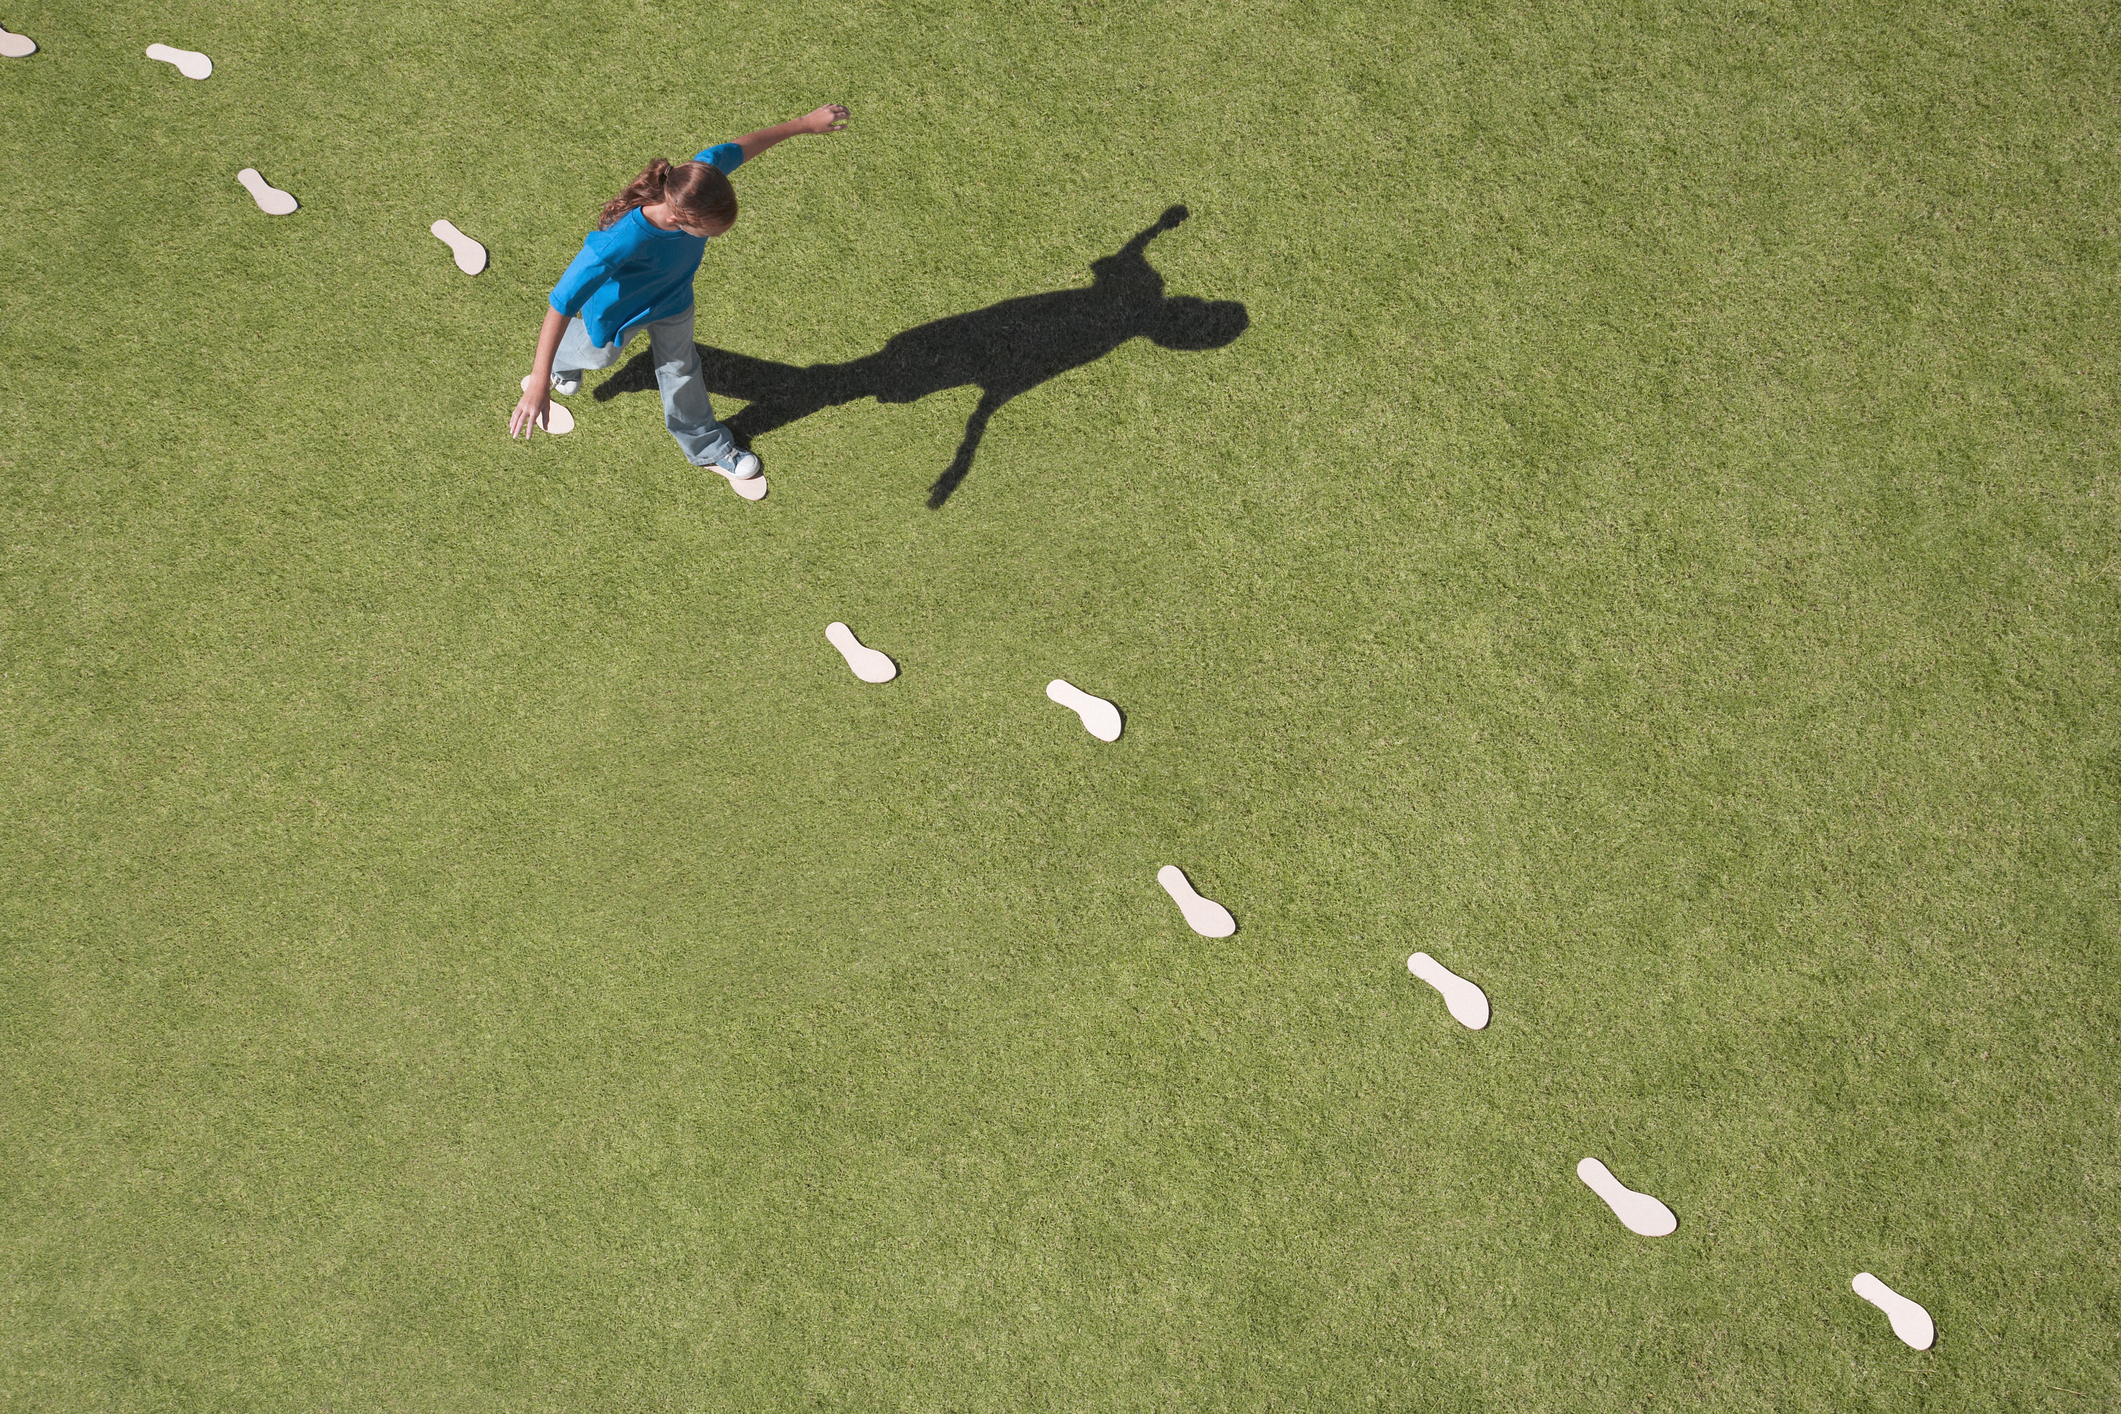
left=802, top=103, right=850, bottom=135
left=510, top=384, right=552, bottom=439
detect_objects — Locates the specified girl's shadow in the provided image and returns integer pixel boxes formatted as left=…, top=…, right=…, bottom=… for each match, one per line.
left=593, top=205, right=1248, bottom=507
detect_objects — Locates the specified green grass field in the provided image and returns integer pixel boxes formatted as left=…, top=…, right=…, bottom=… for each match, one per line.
left=3, top=0, right=2118, bottom=1408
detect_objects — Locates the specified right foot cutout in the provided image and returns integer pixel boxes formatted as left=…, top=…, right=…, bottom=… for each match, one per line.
left=145, top=43, right=211, bottom=79
left=518, top=375, right=574, bottom=434
left=237, top=168, right=298, bottom=215
left=430, top=219, right=487, bottom=275
left=1045, top=679, right=1121, bottom=741
left=1851, top=1273, right=1935, bottom=1350
left=1575, top=1157, right=1678, bottom=1236
left=826, top=622, right=896, bottom=683
left=728, top=473, right=767, bottom=501
left=1157, top=865, right=1236, bottom=937
left=1, top=23, right=36, bottom=57
left=1407, top=951, right=1490, bottom=1029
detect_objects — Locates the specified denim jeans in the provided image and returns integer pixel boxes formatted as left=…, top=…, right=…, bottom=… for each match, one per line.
left=555, top=305, right=736, bottom=467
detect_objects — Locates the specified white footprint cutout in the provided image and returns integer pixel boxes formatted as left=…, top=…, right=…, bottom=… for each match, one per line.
left=826, top=622, right=896, bottom=683
left=1851, top=1273, right=1935, bottom=1351
left=236, top=168, right=298, bottom=215
left=726, top=472, right=767, bottom=501
left=430, top=219, right=487, bottom=275
left=1157, top=865, right=1236, bottom=938
left=145, top=43, right=211, bottom=79
left=1045, top=679, right=1121, bottom=741
left=518, top=375, right=575, bottom=434
left=1407, top=951, right=1490, bottom=1029
left=1575, top=1157, right=1678, bottom=1236
left=1, top=23, right=37, bottom=57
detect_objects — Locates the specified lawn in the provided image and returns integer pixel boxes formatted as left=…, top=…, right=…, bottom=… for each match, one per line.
left=2, top=0, right=2117, bottom=1409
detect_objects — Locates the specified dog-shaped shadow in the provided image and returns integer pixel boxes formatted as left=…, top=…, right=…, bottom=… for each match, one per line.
left=595, top=204, right=1248, bottom=507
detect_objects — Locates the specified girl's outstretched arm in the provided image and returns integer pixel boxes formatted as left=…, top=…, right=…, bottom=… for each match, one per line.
left=732, top=104, right=849, bottom=163
left=510, top=308, right=570, bottom=439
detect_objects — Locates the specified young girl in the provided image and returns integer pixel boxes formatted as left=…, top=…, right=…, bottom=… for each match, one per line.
left=508, top=104, right=849, bottom=499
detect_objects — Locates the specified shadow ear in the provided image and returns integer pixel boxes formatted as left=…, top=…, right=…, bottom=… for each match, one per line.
left=1148, top=296, right=1248, bottom=350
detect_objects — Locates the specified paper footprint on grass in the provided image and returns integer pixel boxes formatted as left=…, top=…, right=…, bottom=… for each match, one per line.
left=826, top=622, right=896, bottom=683
left=1575, top=1157, right=1678, bottom=1236
left=145, top=43, right=211, bottom=79
left=518, top=375, right=574, bottom=434
left=1157, top=865, right=1235, bottom=938
left=1851, top=1273, right=1935, bottom=1350
left=1, top=22, right=37, bottom=57
left=1045, top=679, right=1121, bottom=741
left=431, top=219, right=487, bottom=275
left=237, top=168, right=298, bottom=215
left=1407, top=951, right=1490, bottom=1029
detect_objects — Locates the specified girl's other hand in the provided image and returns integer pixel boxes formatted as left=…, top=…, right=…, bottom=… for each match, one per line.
left=803, top=103, right=850, bottom=135
left=510, top=385, right=552, bottom=439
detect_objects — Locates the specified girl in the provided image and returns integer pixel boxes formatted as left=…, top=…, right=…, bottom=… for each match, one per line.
left=509, top=103, right=850, bottom=499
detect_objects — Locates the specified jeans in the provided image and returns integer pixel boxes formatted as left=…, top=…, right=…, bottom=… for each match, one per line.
left=555, top=305, right=736, bottom=467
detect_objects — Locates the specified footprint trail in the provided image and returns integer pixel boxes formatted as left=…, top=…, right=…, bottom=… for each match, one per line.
left=1575, top=1157, right=1678, bottom=1236
left=1045, top=679, right=1121, bottom=741
left=237, top=168, right=298, bottom=215
left=1407, top=951, right=1490, bottom=1029
left=1157, top=865, right=1236, bottom=938
left=145, top=42, right=211, bottom=79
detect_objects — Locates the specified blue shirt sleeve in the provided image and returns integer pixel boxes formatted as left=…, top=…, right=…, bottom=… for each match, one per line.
left=548, top=241, right=609, bottom=317
left=693, top=141, right=745, bottom=173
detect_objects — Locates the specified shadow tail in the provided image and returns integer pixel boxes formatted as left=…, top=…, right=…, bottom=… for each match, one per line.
left=928, top=390, right=1006, bottom=509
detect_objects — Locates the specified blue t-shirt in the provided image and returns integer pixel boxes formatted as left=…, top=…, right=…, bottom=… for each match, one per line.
left=548, top=142, right=745, bottom=348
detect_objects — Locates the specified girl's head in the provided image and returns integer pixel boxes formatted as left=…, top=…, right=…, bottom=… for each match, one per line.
left=598, top=157, right=738, bottom=235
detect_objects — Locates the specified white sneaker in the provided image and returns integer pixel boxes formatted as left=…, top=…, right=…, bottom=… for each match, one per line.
left=708, top=448, right=761, bottom=480
left=521, top=371, right=580, bottom=398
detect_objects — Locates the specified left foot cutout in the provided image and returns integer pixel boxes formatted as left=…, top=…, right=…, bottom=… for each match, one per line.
left=1045, top=679, right=1122, bottom=741
left=145, top=43, right=211, bottom=79
left=430, top=219, right=487, bottom=274
left=1851, top=1273, right=1935, bottom=1350
left=1157, top=865, right=1236, bottom=937
left=237, top=168, right=297, bottom=214
left=1407, top=951, right=1490, bottom=1029
left=826, top=622, right=896, bottom=682
left=1, top=23, right=37, bottom=57
left=519, top=375, right=574, bottom=433
left=1576, top=1157, right=1678, bottom=1236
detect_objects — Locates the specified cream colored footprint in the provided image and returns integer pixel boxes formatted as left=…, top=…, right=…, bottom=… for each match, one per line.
left=1157, top=865, right=1236, bottom=938
left=1851, top=1273, right=1935, bottom=1350
left=517, top=375, right=574, bottom=434
left=237, top=168, right=297, bottom=215
left=826, top=622, right=896, bottom=683
left=1575, top=1157, right=1678, bottom=1237
left=430, top=219, right=487, bottom=274
left=1406, top=951, right=1490, bottom=1029
left=1, top=22, right=37, bottom=57
left=145, top=43, right=211, bottom=79
left=1045, top=679, right=1121, bottom=741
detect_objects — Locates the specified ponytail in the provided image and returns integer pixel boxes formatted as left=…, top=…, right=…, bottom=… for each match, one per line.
left=597, top=157, right=673, bottom=229
left=597, top=156, right=738, bottom=232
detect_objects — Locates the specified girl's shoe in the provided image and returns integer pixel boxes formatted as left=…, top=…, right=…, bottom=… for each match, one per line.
left=703, top=449, right=766, bottom=500
left=709, top=448, right=762, bottom=481
left=521, top=371, right=582, bottom=397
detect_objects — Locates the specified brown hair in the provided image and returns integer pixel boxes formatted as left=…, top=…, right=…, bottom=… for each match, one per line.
left=596, top=157, right=738, bottom=232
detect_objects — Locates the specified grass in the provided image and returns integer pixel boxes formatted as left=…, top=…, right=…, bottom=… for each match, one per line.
left=2, top=0, right=2118, bottom=1408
